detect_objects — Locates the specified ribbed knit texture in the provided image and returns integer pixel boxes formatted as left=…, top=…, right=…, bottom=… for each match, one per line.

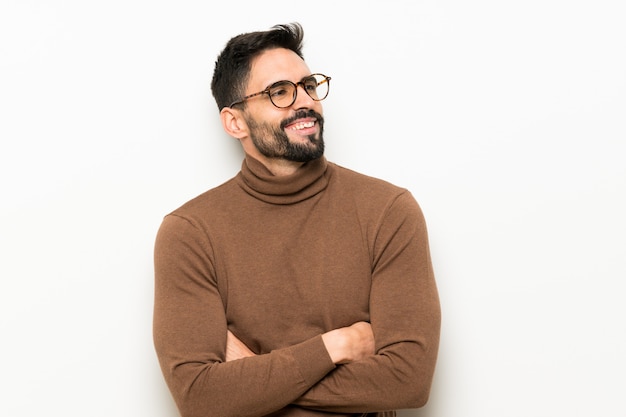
left=153, top=155, right=441, bottom=417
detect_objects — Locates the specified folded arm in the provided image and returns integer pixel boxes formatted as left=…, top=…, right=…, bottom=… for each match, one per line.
left=227, top=321, right=375, bottom=364
left=153, top=191, right=440, bottom=416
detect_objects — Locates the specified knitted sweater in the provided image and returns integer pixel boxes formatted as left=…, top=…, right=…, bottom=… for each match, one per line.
left=153, top=155, right=440, bottom=417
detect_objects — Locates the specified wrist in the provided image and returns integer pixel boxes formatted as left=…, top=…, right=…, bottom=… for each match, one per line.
left=321, top=328, right=349, bottom=364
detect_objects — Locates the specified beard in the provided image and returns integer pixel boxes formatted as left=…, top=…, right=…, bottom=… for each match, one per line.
left=244, top=109, right=325, bottom=163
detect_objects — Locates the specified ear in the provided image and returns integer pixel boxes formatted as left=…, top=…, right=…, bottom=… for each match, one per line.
left=220, top=107, right=248, bottom=140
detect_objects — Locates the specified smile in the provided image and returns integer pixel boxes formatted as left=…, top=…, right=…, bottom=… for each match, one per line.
left=289, top=121, right=316, bottom=131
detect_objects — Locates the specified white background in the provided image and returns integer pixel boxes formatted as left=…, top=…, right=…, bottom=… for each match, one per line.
left=1, top=1, right=625, bottom=416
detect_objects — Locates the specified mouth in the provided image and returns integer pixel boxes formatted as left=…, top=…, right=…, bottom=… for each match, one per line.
left=284, top=118, right=317, bottom=135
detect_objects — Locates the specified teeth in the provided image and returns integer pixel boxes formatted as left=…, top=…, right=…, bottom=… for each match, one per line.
left=291, top=121, right=315, bottom=130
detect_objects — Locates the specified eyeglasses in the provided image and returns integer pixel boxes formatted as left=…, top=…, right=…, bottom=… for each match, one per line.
left=229, top=73, right=331, bottom=108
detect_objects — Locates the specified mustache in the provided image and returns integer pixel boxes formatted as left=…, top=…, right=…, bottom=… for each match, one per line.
left=280, top=109, right=324, bottom=130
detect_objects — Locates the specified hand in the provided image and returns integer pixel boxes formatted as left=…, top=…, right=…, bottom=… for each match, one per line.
left=226, top=330, right=256, bottom=362
left=322, top=321, right=375, bottom=364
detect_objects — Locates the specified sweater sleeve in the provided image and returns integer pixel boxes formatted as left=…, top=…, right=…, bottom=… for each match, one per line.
left=292, top=191, right=441, bottom=412
left=153, top=214, right=336, bottom=417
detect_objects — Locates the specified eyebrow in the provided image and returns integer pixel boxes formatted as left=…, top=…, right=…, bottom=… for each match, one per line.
left=260, top=73, right=312, bottom=89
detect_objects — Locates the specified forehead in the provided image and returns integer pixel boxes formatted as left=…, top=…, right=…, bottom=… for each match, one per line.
left=248, top=48, right=311, bottom=90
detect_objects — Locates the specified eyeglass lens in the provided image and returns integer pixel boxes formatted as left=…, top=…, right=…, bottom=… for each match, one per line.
left=269, top=74, right=329, bottom=108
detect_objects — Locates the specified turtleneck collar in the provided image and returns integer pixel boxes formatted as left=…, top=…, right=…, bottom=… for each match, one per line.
left=237, top=154, right=329, bottom=205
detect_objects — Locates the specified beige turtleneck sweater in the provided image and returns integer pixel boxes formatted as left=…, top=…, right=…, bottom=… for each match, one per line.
left=153, top=155, right=440, bottom=417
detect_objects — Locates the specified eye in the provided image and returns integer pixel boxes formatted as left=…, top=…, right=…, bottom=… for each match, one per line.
left=269, top=81, right=293, bottom=98
left=270, top=88, right=287, bottom=97
left=303, top=78, right=318, bottom=91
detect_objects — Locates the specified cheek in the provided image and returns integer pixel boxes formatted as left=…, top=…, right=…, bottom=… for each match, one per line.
left=248, top=107, right=287, bottom=128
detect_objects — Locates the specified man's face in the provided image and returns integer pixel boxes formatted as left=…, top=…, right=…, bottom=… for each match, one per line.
left=241, top=48, right=325, bottom=163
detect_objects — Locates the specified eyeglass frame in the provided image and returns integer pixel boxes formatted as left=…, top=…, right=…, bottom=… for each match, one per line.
left=228, top=73, right=331, bottom=108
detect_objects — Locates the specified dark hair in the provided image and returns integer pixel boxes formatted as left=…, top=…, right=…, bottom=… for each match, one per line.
left=211, top=23, right=305, bottom=111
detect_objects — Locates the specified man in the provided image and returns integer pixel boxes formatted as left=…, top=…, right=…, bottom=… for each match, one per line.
left=153, top=23, right=441, bottom=417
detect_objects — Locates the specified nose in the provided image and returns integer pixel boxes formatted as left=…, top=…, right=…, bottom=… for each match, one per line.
left=292, top=84, right=316, bottom=109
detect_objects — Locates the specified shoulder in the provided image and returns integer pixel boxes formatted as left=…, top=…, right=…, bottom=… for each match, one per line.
left=328, top=161, right=409, bottom=199
left=327, top=161, right=425, bottom=218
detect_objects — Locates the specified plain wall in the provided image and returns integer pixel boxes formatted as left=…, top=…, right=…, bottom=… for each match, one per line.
left=1, top=1, right=625, bottom=416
